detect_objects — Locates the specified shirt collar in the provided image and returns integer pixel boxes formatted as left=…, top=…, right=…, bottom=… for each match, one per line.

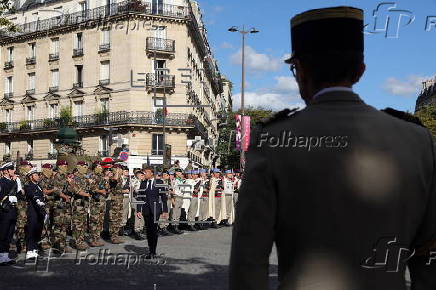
left=313, top=87, right=354, bottom=100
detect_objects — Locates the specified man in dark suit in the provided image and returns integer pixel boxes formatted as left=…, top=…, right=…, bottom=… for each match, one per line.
left=230, top=6, right=436, bottom=290
left=136, top=166, right=168, bottom=259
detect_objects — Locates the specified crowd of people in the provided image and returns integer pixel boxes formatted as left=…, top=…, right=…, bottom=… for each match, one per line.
left=0, top=159, right=242, bottom=264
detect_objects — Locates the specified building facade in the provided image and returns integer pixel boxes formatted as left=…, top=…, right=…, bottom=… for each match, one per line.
left=415, top=77, right=436, bottom=112
left=0, top=0, right=231, bottom=168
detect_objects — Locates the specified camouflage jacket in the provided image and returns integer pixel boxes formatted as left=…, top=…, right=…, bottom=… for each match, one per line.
left=73, top=173, right=91, bottom=198
left=39, top=174, right=57, bottom=201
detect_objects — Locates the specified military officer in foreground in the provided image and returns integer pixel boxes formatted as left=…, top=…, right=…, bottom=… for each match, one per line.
left=230, top=6, right=436, bottom=290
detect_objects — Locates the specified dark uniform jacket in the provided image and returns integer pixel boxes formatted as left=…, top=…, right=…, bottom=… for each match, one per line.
left=136, top=178, right=168, bottom=217
left=24, top=182, right=46, bottom=219
left=229, top=91, right=436, bottom=290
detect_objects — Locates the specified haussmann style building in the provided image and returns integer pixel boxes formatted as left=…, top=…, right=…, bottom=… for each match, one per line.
left=0, top=0, right=233, bottom=169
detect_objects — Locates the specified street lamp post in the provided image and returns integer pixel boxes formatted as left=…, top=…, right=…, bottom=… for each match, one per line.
left=228, top=25, right=259, bottom=171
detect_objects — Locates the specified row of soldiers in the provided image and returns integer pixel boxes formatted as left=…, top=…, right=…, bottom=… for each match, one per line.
left=0, top=159, right=242, bottom=263
left=133, top=167, right=243, bottom=236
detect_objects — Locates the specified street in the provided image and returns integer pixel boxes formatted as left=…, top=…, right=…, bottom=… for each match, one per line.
left=0, top=227, right=278, bottom=290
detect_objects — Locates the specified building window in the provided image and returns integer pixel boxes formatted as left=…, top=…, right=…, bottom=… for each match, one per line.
left=27, top=72, right=35, bottom=90
left=74, top=65, right=83, bottom=88
left=74, top=101, right=83, bottom=117
left=100, top=98, right=109, bottom=113
left=7, top=47, right=13, bottom=61
left=99, top=61, right=110, bottom=85
left=4, top=76, right=13, bottom=94
left=152, top=134, right=163, bottom=155
left=50, top=69, right=59, bottom=90
left=49, top=104, right=59, bottom=119
left=50, top=38, right=59, bottom=60
left=99, top=135, right=109, bottom=156
left=49, top=139, right=57, bottom=154
left=27, top=140, right=33, bottom=154
left=4, top=141, right=10, bottom=155
left=75, top=32, right=83, bottom=49
left=29, top=43, right=36, bottom=58
left=26, top=105, right=34, bottom=121
left=101, top=30, right=110, bottom=45
left=5, top=109, right=12, bottom=123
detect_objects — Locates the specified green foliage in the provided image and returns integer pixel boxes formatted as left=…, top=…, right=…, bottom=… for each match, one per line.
left=60, top=105, right=73, bottom=125
left=0, top=1, right=20, bottom=33
left=415, top=104, right=436, bottom=138
left=216, top=106, right=274, bottom=169
left=18, top=120, right=30, bottom=130
left=0, top=122, right=6, bottom=130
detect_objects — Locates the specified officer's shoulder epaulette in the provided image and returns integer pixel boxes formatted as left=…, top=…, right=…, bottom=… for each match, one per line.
left=381, top=107, right=426, bottom=128
left=257, top=108, right=300, bottom=127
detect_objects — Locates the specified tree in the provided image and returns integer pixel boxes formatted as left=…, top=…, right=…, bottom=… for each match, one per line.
left=415, top=104, right=436, bottom=138
left=0, top=1, right=20, bottom=33
left=216, top=106, right=274, bottom=169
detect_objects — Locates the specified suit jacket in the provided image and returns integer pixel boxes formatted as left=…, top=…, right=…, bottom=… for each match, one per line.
left=136, top=178, right=168, bottom=217
left=229, top=91, right=436, bottom=290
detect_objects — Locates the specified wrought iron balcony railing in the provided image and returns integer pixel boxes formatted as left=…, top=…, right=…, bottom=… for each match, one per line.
left=49, top=53, right=59, bottom=61
left=146, top=73, right=175, bottom=89
left=73, top=82, right=83, bottom=88
left=26, top=57, right=36, bottom=65
left=0, top=0, right=189, bottom=40
left=4, top=60, right=13, bottom=69
left=3, top=92, right=13, bottom=98
left=0, top=111, right=197, bottom=134
left=99, top=79, right=110, bottom=86
left=146, top=37, right=175, bottom=53
left=73, top=48, right=84, bottom=57
left=26, top=89, right=35, bottom=95
left=49, top=86, right=59, bottom=92
left=99, top=43, right=110, bottom=52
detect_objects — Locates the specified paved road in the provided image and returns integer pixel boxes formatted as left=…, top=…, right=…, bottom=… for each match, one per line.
left=1, top=227, right=412, bottom=290
left=1, top=227, right=278, bottom=290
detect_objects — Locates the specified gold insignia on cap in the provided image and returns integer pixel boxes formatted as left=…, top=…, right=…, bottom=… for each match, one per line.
left=291, top=6, right=363, bottom=28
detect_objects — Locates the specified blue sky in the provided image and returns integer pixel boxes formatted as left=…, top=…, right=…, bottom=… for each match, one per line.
left=197, top=0, right=436, bottom=112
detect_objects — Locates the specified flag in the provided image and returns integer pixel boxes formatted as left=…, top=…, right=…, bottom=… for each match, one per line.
left=242, top=116, right=251, bottom=152
left=235, top=114, right=242, bottom=150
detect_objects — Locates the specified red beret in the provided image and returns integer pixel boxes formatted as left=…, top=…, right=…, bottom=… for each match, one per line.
left=77, top=161, right=88, bottom=166
left=112, top=163, right=122, bottom=169
left=42, top=163, right=53, bottom=169
left=56, top=160, right=68, bottom=166
left=20, top=160, right=32, bottom=166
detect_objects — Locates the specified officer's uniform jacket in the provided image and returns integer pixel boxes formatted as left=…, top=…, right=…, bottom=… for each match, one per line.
left=230, top=90, right=436, bottom=290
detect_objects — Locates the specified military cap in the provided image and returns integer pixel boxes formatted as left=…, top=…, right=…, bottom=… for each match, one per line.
left=20, top=160, right=33, bottom=166
left=212, top=168, right=221, bottom=173
left=0, top=162, right=14, bottom=170
left=77, top=161, right=88, bottom=166
left=285, top=6, right=364, bottom=64
left=168, top=170, right=175, bottom=175
left=225, top=169, right=233, bottom=174
left=199, top=168, right=206, bottom=174
left=56, top=160, right=68, bottom=166
left=186, top=170, right=192, bottom=174
left=26, top=168, right=40, bottom=176
left=42, top=163, right=53, bottom=169
left=192, top=169, right=199, bottom=175
left=112, top=163, right=122, bottom=169
left=174, top=168, right=182, bottom=173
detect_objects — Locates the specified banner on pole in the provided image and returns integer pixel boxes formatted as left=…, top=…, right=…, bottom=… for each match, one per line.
left=242, top=116, right=251, bottom=152
left=235, top=114, right=242, bottom=151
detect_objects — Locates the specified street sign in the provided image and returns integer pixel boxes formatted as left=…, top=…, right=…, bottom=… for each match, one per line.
left=119, top=151, right=129, bottom=161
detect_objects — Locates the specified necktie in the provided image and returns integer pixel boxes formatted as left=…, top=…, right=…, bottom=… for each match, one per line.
left=147, top=180, right=151, bottom=190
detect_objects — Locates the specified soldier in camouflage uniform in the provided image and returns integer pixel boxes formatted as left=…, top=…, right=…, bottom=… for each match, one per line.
left=88, top=161, right=107, bottom=247
left=71, top=161, right=92, bottom=250
left=108, top=164, right=125, bottom=244
left=51, top=160, right=73, bottom=253
left=39, top=163, right=57, bottom=249
left=15, top=160, right=33, bottom=253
